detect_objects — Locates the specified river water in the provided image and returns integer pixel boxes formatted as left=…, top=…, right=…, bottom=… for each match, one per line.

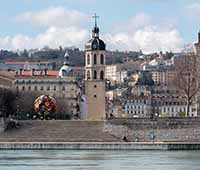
left=0, top=150, right=200, bottom=170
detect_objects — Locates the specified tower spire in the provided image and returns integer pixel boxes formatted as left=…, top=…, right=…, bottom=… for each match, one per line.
left=92, top=13, right=100, bottom=38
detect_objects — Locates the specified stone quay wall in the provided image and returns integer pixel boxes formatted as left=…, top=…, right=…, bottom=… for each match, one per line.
left=104, top=117, right=200, bottom=142
left=1, top=142, right=200, bottom=150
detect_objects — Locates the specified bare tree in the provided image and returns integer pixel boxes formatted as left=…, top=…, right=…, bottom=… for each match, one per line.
left=174, top=54, right=200, bottom=116
left=54, top=98, right=71, bottom=119
left=15, top=91, right=41, bottom=119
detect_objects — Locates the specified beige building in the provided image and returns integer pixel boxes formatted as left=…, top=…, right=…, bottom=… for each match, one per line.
left=150, top=70, right=176, bottom=86
left=85, top=18, right=106, bottom=120
left=14, top=69, right=80, bottom=115
left=105, top=64, right=127, bottom=85
left=0, top=71, right=15, bottom=89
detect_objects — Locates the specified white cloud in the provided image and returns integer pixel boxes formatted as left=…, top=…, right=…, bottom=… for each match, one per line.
left=105, top=14, right=183, bottom=53
left=104, top=27, right=183, bottom=53
left=0, top=27, right=88, bottom=50
left=0, top=9, right=183, bottom=53
left=16, top=6, right=89, bottom=27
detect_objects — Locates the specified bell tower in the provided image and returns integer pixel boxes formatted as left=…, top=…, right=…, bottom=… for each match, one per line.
left=85, top=14, right=106, bottom=120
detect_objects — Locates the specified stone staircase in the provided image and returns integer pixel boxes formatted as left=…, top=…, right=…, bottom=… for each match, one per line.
left=0, top=120, right=119, bottom=142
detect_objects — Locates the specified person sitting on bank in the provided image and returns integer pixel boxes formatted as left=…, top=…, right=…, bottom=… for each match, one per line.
left=122, top=135, right=129, bottom=142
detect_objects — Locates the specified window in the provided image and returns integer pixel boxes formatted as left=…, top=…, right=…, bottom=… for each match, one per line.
left=54, top=86, right=56, bottom=91
left=34, top=86, right=37, bottom=91
left=28, top=86, right=31, bottom=91
left=41, top=86, right=44, bottom=91
left=47, top=86, right=50, bottom=91
left=100, top=70, right=104, bottom=80
left=94, top=94, right=97, bottom=98
left=94, top=85, right=97, bottom=88
left=87, top=54, right=90, bottom=65
left=22, top=86, right=25, bottom=91
left=87, top=70, right=90, bottom=80
left=192, top=108, right=196, bottom=112
left=94, top=54, right=97, bottom=65
left=62, top=86, right=65, bottom=91
left=93, top=70, right=97, bottom=79
left=100, top=54, right=104, bottom=64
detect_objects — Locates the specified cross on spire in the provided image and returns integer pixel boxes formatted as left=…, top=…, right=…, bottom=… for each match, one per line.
left=92, top=13, right=99, bottom=27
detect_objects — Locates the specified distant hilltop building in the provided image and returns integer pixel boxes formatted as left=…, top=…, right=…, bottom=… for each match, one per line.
left=85, top=14, right=106, bottom=120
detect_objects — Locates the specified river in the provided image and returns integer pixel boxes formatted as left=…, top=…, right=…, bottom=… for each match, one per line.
left=0, top=150, right=200, bottom=170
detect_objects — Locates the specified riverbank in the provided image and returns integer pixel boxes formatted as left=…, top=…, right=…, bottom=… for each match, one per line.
left=0, top=142, right=200, bottom=150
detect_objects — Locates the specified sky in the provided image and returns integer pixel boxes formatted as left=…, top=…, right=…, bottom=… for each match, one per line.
left=0, top=0, right=200, bottom=53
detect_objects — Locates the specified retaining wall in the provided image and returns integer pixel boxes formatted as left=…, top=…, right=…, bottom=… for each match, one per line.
left=104, top=117, right=200, bottom=142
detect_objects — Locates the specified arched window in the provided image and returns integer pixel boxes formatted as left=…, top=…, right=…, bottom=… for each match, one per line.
left=87, top=54, right=90, bottom=65
left=100, top=70, right=104, bottom=80
left=87, top=70, right=90, bottom=80
left=93, top=70, right=97, bottom=79
left=100, top=54, right=104, bottom=64
left=94, top=54, right=97, bottom=65
left=62, top=70, right=67, bottom=77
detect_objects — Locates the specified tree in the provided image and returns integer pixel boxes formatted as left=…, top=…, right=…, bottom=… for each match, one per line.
left=15, top=91, right=41, bottom=119
left=54, top=98, right=71, bottom=120
left=174, top=54, right=200, bottom=117
left=0, top=88, right=16, bottom=118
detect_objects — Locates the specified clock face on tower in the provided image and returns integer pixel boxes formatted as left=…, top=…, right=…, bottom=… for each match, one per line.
left=93, top=43, right=97, bottom=49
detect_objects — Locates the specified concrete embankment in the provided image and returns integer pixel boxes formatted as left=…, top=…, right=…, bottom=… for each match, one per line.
left=0, top=142, right=200, bottom=150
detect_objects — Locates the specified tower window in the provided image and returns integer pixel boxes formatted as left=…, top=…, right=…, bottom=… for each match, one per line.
left=94, top=85, right=97, bottom=88
left=93, top=70, right=97, bottom=79
left=100, top=70, right=104, bottom=80
left=87, top=54, right=90, bottom=65
left=87, top=70, right=90, bottom=80
left=100, top=54, right=104, bottom=64
left=94, top=54, right=97, bottom=65
left=94, top=95, right=97, bottom=98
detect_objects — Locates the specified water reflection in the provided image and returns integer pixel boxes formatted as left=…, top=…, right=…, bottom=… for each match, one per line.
left=0, top=150, right=200, bottom=170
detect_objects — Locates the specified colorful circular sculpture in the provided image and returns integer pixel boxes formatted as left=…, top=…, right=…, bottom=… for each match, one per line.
left=34, top=95, right=56, bottom=115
